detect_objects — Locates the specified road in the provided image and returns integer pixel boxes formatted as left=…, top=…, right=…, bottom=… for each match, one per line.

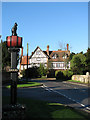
left=2, top=79, right=90, bottom=112
left=31, top=79, right=90, bottom=111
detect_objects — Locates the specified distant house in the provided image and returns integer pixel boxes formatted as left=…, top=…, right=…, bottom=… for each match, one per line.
left=20, top=44, right=70, bottom=71
left=29, top=46, right=49, bottom=68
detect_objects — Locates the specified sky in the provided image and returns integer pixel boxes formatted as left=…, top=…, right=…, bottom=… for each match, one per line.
left=2, top=2, right=88, bottom=55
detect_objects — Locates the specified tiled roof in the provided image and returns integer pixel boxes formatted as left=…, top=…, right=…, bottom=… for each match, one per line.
left=20, top=47, right=70, bottom=65
left=20, top=56, right=30, bottom=65
left=49, top=50, right=70, bottom=62
left=43, top=51, right=53, bottom=56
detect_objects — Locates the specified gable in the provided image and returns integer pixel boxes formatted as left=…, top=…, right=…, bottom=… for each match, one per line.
left=30, top=46, right=48, bottom=59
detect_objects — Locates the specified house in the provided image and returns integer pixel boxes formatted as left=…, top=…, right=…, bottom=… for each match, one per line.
left=20, top=44, right=70, bottom=71
left=20, top=47, right=30, bottom=71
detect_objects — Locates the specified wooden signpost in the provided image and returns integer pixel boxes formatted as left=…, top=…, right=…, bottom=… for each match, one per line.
left=6, top=23, right=22, bottom=104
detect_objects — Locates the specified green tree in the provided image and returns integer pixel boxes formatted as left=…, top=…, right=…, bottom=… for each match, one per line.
left=68, top=52, right=75, bottom=61
left=38, top=64, right=48, bottom=77
left=70, top=53, right=86, bottom=75
left=2, top=41, right=11, bottom=70
left=1, top=41, right=19, bottom=70
left=85, top=48, right=90, bottom=72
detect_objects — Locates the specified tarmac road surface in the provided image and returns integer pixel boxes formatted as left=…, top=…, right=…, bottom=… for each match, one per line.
left=2, top=79, right=90, bottom=112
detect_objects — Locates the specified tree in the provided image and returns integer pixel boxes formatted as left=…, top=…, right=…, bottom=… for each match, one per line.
left=38, top=63, right=48, bottom=77
left=85, top=48, right=90, bottom=72
left=68, top=52, right=75, bottom=61
left=2, top=41, right=11, bottom=70
left=70, top=53, right=86, bottom=75
left=1, top=41, right=19, bottom=70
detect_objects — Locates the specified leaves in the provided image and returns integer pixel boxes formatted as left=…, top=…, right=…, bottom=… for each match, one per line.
left=2, top=41, right=11, bottom=69
left=70, top=53, right=86, bottom=75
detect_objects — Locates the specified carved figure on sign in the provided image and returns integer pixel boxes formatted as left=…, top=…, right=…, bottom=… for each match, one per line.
left=11, top=23, right=18, bottom=36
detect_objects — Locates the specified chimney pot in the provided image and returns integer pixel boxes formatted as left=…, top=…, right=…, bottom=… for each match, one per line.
left=46, top=45, right=49, bottom=56
left=67, top=44, right=69, bottom=51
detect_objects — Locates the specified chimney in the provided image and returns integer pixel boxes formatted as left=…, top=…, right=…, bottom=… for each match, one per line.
left=21, top=47, right=23, bottom=56
left=46, top=45, right=49, bottom=56
left=67, top=44, right=69, bottom=51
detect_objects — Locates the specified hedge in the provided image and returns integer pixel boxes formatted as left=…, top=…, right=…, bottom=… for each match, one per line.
left=55, top=70, right=73, bottom=80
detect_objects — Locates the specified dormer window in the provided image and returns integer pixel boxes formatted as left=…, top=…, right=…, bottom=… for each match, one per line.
left=63, top=55, right=67, bottom=59
left=63, top=54, right=68, bottom=59
left=52, top=54, right=58, bottom=59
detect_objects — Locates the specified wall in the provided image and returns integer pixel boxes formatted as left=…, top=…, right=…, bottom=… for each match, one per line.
left=72, top=72, right=90, bottom=83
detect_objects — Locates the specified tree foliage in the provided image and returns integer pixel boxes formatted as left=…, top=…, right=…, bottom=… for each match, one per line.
left=2, top=41, right=11, bottom=69
left=1, top=41, right=20, bottom=70
left=38, top=63, right=48, bottom=77
left=55, top=70, right=73, bottom=80
left=70, top=53, right=86, bottom=75
left=85, top=48, right=90, bottom=72
left=68, top=52, right=75, bottom=61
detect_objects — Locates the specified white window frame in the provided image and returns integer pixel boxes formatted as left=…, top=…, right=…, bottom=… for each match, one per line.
left=36, top=58, right=41, bottom=61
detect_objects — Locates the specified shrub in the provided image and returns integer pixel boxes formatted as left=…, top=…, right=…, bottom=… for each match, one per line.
left=47, top=69, right=55, bottom=78
left=20, top=69, right=26, bottom=77
left=55, top=70, right=73, bottom=80
left=27, top=66, right=39, bottom=78
left=63, top=70, right=73, bottom=80
left=55, top=70, right=65, bottom=80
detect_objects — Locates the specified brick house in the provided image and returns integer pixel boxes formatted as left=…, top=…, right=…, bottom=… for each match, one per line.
left=20, top=44, right=70, bottom=71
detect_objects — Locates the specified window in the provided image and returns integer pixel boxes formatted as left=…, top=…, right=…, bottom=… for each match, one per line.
left=52, top=54, right=58, bottom=59
left=56, top=63, right=60, bottom=68
left=60, top=63, right=64, bottom=68
left=36, top=58, right=41, bottom=61
left=36, top=51, right=40, bottom=55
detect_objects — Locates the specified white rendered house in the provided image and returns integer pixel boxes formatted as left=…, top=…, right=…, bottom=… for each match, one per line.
left=20, top=44, right=70, bottom=71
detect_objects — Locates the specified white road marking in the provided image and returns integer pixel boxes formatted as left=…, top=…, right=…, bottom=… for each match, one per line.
left=86, top=107, right=90, bottom=110
left=41, top=84, right=90, bottom=111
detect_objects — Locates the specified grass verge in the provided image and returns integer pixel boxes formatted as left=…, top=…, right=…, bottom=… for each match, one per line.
left=6, top=82, right=42, bottom=88
left=67, top=80, right=85, bottom=84
left=2, top=96, right=89, bottom=120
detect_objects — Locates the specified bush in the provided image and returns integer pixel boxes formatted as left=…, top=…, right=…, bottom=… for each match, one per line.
left=63, top=70, right=73, bottom=80
left=55, top=70, right=73, bottom=80
left=38, top=64, right=48, bottom=77
left=20, top=69, right=26, bottom=77
left=26, top=66, right=39, bottom=78
left=55, top=70, right=65, bottom=80
left=47, top=69, right=55, bottom=78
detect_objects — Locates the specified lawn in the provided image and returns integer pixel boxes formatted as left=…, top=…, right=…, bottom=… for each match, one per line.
left=2, top=96, right=89, bottom=120
left=67, top=80, right=85, bottom=83
left=6, top=82, right=42, bottom=88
